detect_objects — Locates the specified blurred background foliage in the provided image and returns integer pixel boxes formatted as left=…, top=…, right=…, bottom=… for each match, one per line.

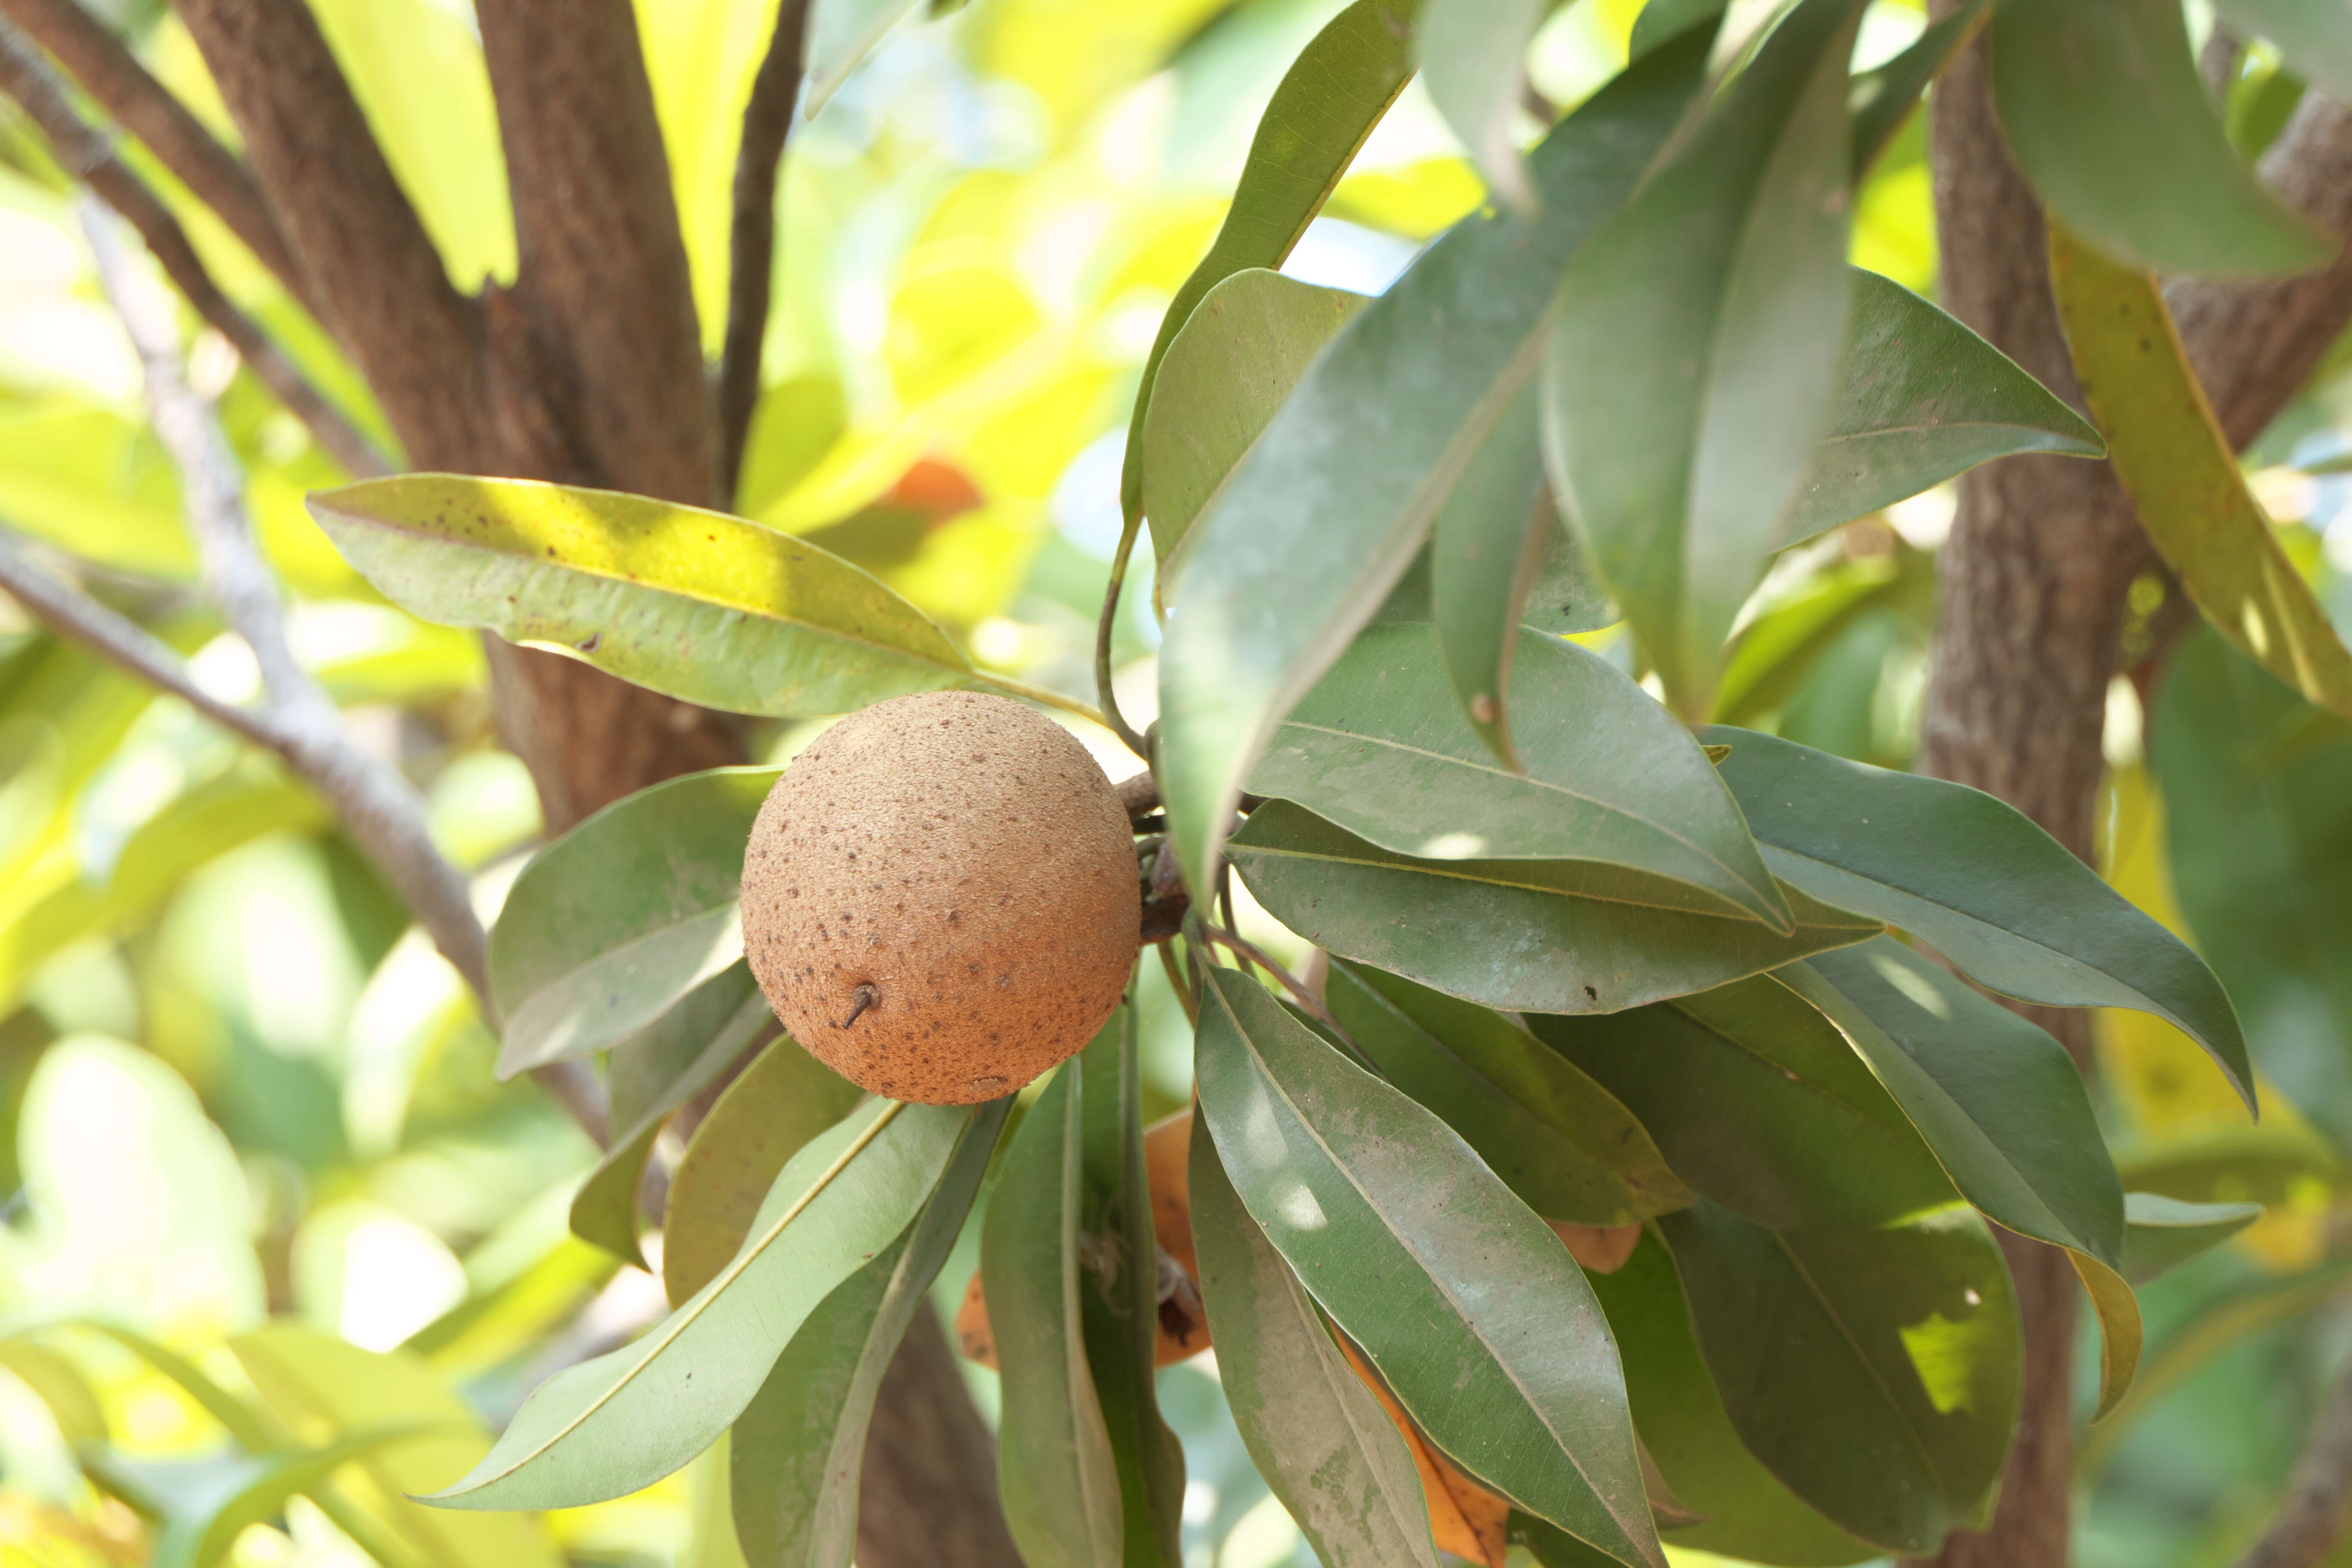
left=0, top=0, right=2349, bottom=1565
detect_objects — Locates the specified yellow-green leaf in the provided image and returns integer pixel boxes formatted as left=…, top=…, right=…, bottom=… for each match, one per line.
left=2048, top=225, right=2352, bottom=719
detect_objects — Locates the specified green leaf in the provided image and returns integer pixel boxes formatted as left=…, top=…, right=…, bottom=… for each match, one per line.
left=2120, top=1193, right=2263, bottom=1286
left=569, top=968, right=770, bottom=1268
left=150, top=1424, right=440, bottom=1568
left=1429, top=388, right=1569, bottom=767
left=1229, top=799, right=1876, bottom=1015
left=1712, top=551, right=1919, bottom=726
left=1657, top=1201, right=2020, bottom=1556
left=308, top=476, right=1020, bottom=721
left=231, top=1324, right=563, bottom=1568
left=1792, top=940, right=2124, bottom=1265
left=804, top=0, right=923, bottom=113
left=2213, top=0, right=2352, bottom=107
left=663, top=1037, right=866, bottom=1305
left=1784, top=270, right=2103, bottom=549
left=1119, top=0, right=1419, bottom=528
left=2150, top=630, right=2352, bottom=1145
left=1156, top=28, right=1714, bottom=895
left=1545, top=0, right=1864, bottom=718
left=1847, top=1, right=1984, bottom=175
left=1140, top=271, right=1369, bottom=572
left=1194, top=968, right=1662, bottom=1568
left=1324, top=959, right=1692, bottom=1224
left=1250, top=621, right=1790, bottom=928
left=1704, top=725, right=2254, bottom=1106
left=1531, top=974, right=1958, bottom=1231
left=489, top=766, right=778, bottom=1075
left=0, top=1339, right=105, bottom=1445
left=1186, top=1114, right=1441, bottom=1568
left=1583, top=1234, right=1874, bottom=1567
left=1418, top=0, right=1546, bottom=211
left=1076, top=1006, right=1185, bottom=1568
left=422, top=1099, right=972, bottom=1511
left=1784, top=940, right=2140, bottom=1416
left=982, top=1060, right=1122, bottom=1568
left=2049, top=226, right=2352, bottom=720
left=1990, top=0, right=2332, bottom=277
left=729, top=1099, right=1008, bottom=1568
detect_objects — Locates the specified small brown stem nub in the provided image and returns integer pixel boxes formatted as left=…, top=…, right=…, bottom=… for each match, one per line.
left=836, top=983, right=879, bottom=1029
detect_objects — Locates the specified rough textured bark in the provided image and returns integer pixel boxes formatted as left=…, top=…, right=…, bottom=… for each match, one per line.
left=1921, top=25, right=2352, bottom=1568
left=169, top=3, right=1021, bottom=1558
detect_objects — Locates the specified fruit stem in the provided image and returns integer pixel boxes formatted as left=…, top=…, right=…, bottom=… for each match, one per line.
left=1090, top=504, right=1154, bottom=761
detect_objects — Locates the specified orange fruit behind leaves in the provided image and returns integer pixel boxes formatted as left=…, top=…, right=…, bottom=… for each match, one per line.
left=1549, top=1220, right=1642, bottom=1274
left=957, top=1108, right=1210, bottom=1369
left=1336, top=1338, right=1510, bottom=1568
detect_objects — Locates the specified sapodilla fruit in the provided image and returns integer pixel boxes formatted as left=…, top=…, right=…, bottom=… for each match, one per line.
left=741, top=690, right=1139, bottom=1104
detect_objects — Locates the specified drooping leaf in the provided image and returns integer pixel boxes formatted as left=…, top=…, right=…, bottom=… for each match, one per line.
left=803, top=0, right=923, bottom=115
left=1418, top=0, right=1546, bottom=212
left=422, top=1099, right=971, bottom=1511
left=309, top=476, right=1052, bottom=720
left=1545, top=0, right=1864, bottom=718
left=982, top=1060, right=1122, bottom=1568
left=1187, top=1114, right=1441, bottom=1568
left=2213, top=0, right=2352, bottom=107
left=1847, top=1, right=1985, bottom=175
left=1657, top=1201, right=2020, bottom=1556
left=728, top=1099, right=1008, bottom=1568
left=1075, top=1007, right=1185, bottom=1568
left=2120, top=1194, right=2262, bottom=1286
left=2049, top=226, right=2352, bottom=719
left=488, top=766, right=777, bottom=1075
left=1251, top=622, right=1788, bottom=925
left=1785, top=940, right=2140, bottom=1415
left=1194, top=967, right=1663, bottom=1568
left=1141, top=272, right=1368, bottom=571
left=2151, top=630, right=2352, bottom=1145
left=1157, top=27, right=1715, bottom=895
left=1783, top=270, right=2102, bottom=549
left=1228, top=800, right=1875, bottom=1016
left=1704, top=725, right=2254, bottom=1105
left=1530, top=974, right=1957, bottom=1231
left=663, top=1038, right=865, bottom=1305
left=1325, top=959, right=1691, bottom=1225
left=1583, top=1234, right=1874, bottom=1567
left=570, top=969, right=770, bottom=1268
left=1119, top=0, right=1420, bottom=528
left=1428, top=388, right=1568, bottom=767
left=1990, top=0, right=2332, bottom=276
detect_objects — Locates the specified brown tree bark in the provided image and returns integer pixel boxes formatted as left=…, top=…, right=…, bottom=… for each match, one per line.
left=158, top=4, right=1021, bottom=1559
left=1920, top=19, right=2352, bottom=1568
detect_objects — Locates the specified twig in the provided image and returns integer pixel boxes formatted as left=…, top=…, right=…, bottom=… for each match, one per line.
left=1155, top=939, right=1198, bottom=1027
left=715, top=0, right=812, bottom=499
left=0, top=0, right=315, bottom=314
left=2200, top=21, right=2242, bottom=109
left=67, top=207, right=609, bottom=1141
left=2236, top=1357, right=2352, bottom=1568
left=1195, top=918, right=1358, bottom=1050
left=0, top=22, right=390, bottom=478
left=1093, top=508, right=1152, bottom=760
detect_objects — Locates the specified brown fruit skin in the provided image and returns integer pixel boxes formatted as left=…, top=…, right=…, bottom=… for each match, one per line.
left=741, top=690, right=1140, bottom=1105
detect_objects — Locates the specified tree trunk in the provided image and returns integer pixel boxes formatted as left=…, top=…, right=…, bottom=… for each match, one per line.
left=1919, top=17, right=2352, bottom=1567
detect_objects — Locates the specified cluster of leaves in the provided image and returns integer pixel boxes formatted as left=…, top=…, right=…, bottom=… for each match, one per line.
left=260, top=2, right=2352, bottom=1566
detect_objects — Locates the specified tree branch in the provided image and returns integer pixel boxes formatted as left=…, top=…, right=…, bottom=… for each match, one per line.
left=475, top=0, right=718, bottom=505
left=0, top=21, right=389, bottom=478
left=172, top=0, right=490, bottom=473
left=0, top=0, right=315, bottom=313
left=2236, top=1359, right=2352, bottom=1568
left=715, top=0, right=811, bottom=499
left=64, top=204, right=608, bottom=1141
